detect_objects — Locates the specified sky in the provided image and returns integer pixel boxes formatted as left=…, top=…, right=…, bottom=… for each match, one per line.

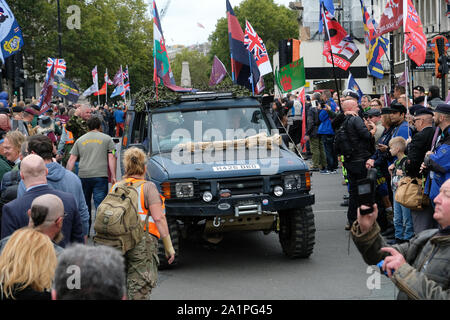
left=150, top=0, right=294, bottom=46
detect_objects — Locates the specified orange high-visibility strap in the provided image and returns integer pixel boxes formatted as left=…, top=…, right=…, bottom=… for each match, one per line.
left=64, top=125, right=74, bottom=144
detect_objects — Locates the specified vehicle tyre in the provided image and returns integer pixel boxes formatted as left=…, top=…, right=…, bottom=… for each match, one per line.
left=158, top=218, right=180, bottom=270
left=278, top=206, right=315, bottom=259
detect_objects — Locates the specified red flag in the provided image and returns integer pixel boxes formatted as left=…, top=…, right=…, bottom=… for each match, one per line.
left=403, top=0, right=427, bottom=66
left=299, top=87, right=306, bottom=152
left=321, top=4, right=359, bottom=71
left=94, top=83, right=107, bottom=96
left=375, top=0, right=403, bottom=37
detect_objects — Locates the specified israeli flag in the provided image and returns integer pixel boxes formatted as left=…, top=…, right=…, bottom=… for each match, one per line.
left=0, top=0, right=24, bottom=62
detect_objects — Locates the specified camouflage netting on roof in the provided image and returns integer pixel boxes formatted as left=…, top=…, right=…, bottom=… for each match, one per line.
left=134, top=79, right=252, bottom=112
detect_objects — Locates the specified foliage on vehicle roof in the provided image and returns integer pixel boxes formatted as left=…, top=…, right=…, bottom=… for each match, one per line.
left=134, top=78, right=252, bottom=112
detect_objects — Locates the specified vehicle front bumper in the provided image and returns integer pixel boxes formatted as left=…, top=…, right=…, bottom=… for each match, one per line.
left=165, top=192, right=315, bottom=217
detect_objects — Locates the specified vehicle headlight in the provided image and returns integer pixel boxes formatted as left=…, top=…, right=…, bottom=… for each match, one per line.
left=284, top=174, right=302, bottom=191
left=202, top=191, right=213, bottom=202
left=274, top=185, right=284, bottom=197
left=175, top=182, right=194, bottom=198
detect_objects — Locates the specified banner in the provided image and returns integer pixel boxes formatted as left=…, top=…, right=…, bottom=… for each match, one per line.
left=375, top=0, right=403, bottom=37
left=37, top=62, right=55, bottom=115
left=47, top=58, right=66, bottom=77
left=403, top=0, right=427, bottom=66
left=52, top=75, right=80, bottom=102
left=274, top=58, right=305, bottom=93
left=209, top=55, right=227, bottom=86
left=322, top=4, right=359, bottom=71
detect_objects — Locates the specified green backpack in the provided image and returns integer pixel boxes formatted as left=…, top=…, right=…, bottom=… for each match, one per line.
left=93, top=180, right=147, bottom=254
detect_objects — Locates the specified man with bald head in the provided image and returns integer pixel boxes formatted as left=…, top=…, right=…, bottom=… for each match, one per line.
left=0, top=194, right=65, bottom=255
left=335, top=99, right=376, bottom=229
left=1, top=155, right=83, bottom=247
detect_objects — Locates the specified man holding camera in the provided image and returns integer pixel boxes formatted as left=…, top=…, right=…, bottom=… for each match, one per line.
left=351, top=178, right=450, bottom=300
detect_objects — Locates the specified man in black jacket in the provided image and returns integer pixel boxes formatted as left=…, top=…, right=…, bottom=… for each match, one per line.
left=405, top=108, right=437, bottom=234
left=1, top=154, right=83, bottom=247
left=339, top=100, right=376, bottom=228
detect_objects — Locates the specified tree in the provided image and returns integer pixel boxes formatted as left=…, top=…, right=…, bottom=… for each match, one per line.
left=209, top=0, right=298, bottom=93
left=8, top=0, right=154, bottom=96
left=171, top=48, right=211, bottom=89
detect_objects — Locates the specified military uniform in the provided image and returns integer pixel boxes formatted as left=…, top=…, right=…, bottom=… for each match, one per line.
left=125, top=233, right=159, bottom=300
left=66, top=115, right=89, bottom=141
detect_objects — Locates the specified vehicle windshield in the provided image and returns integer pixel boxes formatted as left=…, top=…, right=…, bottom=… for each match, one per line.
left=151, top=107, right=272, bottom=154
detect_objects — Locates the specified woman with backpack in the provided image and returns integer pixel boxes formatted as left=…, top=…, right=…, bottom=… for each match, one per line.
left=109, top=147, right=175, bottom=300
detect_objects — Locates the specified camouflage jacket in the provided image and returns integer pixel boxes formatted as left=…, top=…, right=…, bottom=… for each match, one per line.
left=66, top=115, right=89, bottom=141
left=351, top=222, right=450, bottom=300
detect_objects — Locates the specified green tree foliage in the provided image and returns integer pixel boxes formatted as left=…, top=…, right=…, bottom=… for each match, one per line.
left=209, top=0, right=298, bottom=93
left=9, top=0, right=153, bottom=94
left=171, top=48, right=211, bottom=89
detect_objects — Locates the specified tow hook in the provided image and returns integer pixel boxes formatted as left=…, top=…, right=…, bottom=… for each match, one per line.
left=213, top=216, right=221, bottom=228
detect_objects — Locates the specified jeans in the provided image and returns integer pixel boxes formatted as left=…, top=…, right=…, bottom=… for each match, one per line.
left=81, top=177, right=109, bottom=233
left=320, top=134, right=337, bottom=171
left=393, top=196, right=414, bottom=240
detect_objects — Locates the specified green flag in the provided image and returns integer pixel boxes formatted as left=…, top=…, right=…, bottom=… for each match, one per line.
left=275, top=58, right=306, bottom=93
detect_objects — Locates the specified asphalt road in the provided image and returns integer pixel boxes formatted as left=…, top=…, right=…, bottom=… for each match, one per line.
left=150, top=164, right=397, bottom=300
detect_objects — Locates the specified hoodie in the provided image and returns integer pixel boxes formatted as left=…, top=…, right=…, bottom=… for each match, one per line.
left=17, top=162, right=90, bottom=236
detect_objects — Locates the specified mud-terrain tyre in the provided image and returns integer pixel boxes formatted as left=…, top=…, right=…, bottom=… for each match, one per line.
left=278, top=206, right=315, bottom=259
left=158, top=218, right=180, bottom=270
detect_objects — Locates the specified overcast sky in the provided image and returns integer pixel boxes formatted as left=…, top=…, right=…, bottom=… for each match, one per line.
left=150, top=0, right=294, bottom=46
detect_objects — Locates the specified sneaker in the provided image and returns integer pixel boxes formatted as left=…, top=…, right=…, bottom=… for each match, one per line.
left=310, top=167, right=320, bottom=172
left=320, top=169, right=329, bottom=174
left=329, top=170, right=338, bottom=174
left=343, top=194, right=349, bottom=200
left=340, top=199, right=349, bottom=207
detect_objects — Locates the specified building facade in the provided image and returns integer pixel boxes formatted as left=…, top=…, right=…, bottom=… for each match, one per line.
left=286, top=0, right=449, bottom=97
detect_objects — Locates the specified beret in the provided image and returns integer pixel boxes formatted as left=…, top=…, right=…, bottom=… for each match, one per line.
left=434, top=103, right=450, bottom=115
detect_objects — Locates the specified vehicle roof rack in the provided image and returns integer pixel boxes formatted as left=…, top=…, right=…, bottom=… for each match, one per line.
left=179, top=92, right=234, bottom=102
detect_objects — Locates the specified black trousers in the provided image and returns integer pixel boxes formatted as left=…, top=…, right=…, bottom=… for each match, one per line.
left=345, top=160, right=368, bottom=226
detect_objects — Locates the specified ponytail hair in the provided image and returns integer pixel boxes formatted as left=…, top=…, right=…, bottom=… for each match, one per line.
left=123, top=147, right=147, bottom=177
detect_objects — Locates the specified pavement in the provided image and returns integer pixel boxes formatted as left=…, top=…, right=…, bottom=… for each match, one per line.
left=150, top=163, right=397, bottom=300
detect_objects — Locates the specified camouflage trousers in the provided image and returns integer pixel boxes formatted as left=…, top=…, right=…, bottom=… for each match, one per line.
left=125, top=233, right=160, bottom=300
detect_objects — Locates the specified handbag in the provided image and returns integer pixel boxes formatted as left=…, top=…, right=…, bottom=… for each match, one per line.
left=394, top=176, right=428, bottom=210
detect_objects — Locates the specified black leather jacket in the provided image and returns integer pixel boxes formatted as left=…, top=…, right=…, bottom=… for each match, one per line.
left=345, top=115, right=375, bottom=162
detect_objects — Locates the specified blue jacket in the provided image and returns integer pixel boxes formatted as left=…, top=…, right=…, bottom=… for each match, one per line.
left=391, top=121, right=411, bottom=140
left=17, top=162, right=90, bottom=236
left=1, top=185, right=83, bottom=248
left=425, top=126, right=450, bottom=201
left=317, top=109, right=334, bottom=135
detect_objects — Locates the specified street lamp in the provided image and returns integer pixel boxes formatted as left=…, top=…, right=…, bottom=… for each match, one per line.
left=57, top=0, right=62, bottom=58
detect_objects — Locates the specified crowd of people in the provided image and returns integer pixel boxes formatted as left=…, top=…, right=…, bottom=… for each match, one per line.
left=271, top=84, right=449, bottom=299
left=0, top=93, right=175, bottom=300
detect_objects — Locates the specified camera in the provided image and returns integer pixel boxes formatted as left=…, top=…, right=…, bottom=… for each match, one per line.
left=357, top=168, right=377, bottom=215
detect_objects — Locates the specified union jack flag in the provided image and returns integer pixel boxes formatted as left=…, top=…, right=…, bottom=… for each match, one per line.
left=407, top=5, right=419, bottom=23
left=123, top=81, right=130, bottom=92
left=47, top=58, right=66, bottom=77
left=244, top=20, right=272, bottom=76
left=122, top=67, right=129, bottom=80
left=244, top=21, right=267, bottom=62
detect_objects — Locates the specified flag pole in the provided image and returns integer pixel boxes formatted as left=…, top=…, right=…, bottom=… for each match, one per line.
left=105, top=68, right=108, bottom=106
left=321, top=3, right=342, bottom=111
left=126, top=65, right=131, bottom=104
left=248, top=51, right=255, bottom=96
